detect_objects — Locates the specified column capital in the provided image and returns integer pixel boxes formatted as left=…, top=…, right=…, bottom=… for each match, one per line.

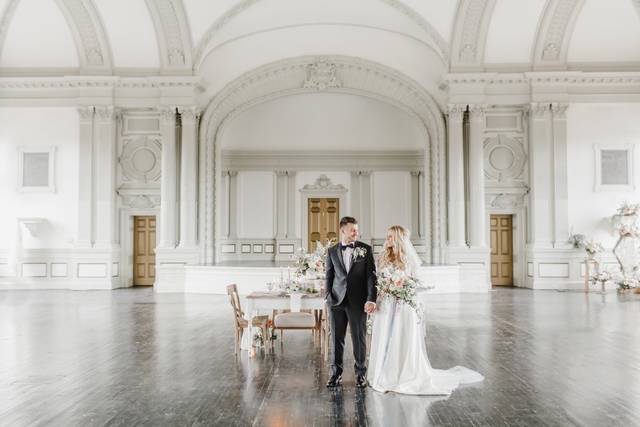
left=158, top=106, right=177, bottom=122
left=227, top=170, right=238, bottom=177
left=447, top=104, right=466, bottom=122
left=275, top=170, right=289, bottom=176
left=77, top=106, right=94, bottom=121
left=551, top=102, right=569, bottom=119
left=469, top=104, right=486, bottom=120
left=177, top=106, right=200, bottom=122
left=410, top=170, right=421, bottom=177
left=529, top=102, right=551, bottom=118
left=94, top=106, right=118, bottom=122
left=358, top=170, right=372, bottom=177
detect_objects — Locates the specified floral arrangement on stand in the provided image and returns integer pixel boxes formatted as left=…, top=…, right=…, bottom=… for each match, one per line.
left=589, top=270, right=613, bottom=289
left=617, top=274, right=640, bottom=291
left=289, top=240, right=334, bottom=293
left=610, top=201, right=640, bottom=292
left=616, top=201, right=640, bottom=217
left=583, top=240, right=604, bottom=259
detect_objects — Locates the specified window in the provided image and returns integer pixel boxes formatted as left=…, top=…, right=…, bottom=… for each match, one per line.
left=594, top=144, right=635, bottom=192
left=18, top=147, right=56, bottom=192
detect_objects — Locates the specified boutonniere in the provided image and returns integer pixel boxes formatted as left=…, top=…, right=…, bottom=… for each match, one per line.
left=354, top=247, right=367, bottom=259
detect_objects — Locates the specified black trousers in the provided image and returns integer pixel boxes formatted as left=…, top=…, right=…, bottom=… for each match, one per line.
left=329, top=296, right=367, bottom=377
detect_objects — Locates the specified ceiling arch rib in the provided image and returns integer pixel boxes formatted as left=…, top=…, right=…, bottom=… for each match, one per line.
left=532, top=0, right=584, bottom=70
left=55, top=0, right=113, bottom=73
left=145, top=0, right=193, bottom=73
left=450, top=0, right=496, bottom=71
left=192, top=0, right=449, bottom=68
left=0, top=0, right=19, bottom=62
left=634, top=0, right=640, bottom=19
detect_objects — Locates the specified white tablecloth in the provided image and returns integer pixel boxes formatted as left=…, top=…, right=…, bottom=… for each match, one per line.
left=241, top=292, right=325, bottom=351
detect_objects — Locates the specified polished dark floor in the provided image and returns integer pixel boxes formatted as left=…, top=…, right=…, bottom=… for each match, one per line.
left=1, top=288, right=640, bottom=427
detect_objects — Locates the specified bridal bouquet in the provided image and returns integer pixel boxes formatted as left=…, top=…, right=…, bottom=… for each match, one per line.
left=375, top=266, right=421, bottom=311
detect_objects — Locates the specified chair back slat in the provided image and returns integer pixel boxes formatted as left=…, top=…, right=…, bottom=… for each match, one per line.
left=226, top=284, right=245, bottom=328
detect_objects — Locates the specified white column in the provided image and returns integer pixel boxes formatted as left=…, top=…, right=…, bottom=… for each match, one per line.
left=349, top=171, right=361, bottom=220
left=76, top=106, right=94, bottom=247
left=228, top=171, right=239, bottom=238
left=93, top=106, right=118, bottom=249
left=159, top=107, right=178, bottom=248
left=178, top=107, right=198, bottom=248
left=222, top=171, right=230, bottom=238
left=359, top=171, right=373, bottom=243
left=410, top=171, right=420, bottom=236
left=286, top=171, right=297, bottom=238
left=447, top=105, right=466, bottom=247
left=552, top=103, right=569, bottom=247
left=468, top=105, right=487, bottom=248
left=275, top=170, right=287, bottom=239
left=418, top=171, right=426, bottom=239
left=528, top=103, right=554, bottom=247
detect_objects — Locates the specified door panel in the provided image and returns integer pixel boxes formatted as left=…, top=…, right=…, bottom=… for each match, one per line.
left=308, top=198, right=339, bottom=252
left=490, top=214, right=513, bottom=286
left=133, top=216, right=156, bottom=286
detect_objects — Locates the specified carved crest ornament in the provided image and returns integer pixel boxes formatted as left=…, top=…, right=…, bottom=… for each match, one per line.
left=303, top=60, right=342, bottom=91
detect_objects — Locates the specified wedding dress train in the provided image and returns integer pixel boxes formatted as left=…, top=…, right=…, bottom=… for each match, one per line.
left=367, top=296, right=484, bottom=395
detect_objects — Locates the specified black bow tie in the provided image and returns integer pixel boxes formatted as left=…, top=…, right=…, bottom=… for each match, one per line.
left=341, top=243, right=355, bottom=250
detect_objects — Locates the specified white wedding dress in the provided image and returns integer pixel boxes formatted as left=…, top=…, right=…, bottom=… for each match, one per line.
left=367, top=246, right=484, bottom=395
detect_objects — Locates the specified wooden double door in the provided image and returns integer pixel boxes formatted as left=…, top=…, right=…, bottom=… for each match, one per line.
left=308, top=198, right=339, bottom=252
left=490, top=214, right=513, bottom=287
left=133, top=216, right=156, bottom=286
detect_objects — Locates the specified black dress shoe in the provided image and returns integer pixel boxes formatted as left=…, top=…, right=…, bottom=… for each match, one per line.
left=356, top=375, right=368, bottom=388
left=326, top=374, right=342, bottom=387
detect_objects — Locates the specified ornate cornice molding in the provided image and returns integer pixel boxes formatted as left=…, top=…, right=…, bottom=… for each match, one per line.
left=199, top=55, right=447, bottom=265
left=145, top=0, right=193, bottom=71
left=56, top=0, right=113, bottom=71
left=532, top=0, right=585, bottom=69
left=450, top=0, right=496, bottom=70
left=222, top=150, right=424, bottom=172
left=0, top=76, right=201, bottom=90
left=192, top=0, right=449, bottom=67
left=0, top=0, right=19, bottom=63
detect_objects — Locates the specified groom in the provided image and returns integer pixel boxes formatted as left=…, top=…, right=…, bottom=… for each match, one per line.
left=325, top=216, right=377, bottom=388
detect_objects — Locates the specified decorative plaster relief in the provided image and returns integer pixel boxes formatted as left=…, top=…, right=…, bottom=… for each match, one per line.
left=301, top=175, right=346, bottom=192
left=484, top=134, right=526, bottom=182
left=303, top=60, right=342, bottom=91
left=58, top=0, right=110, bottom=68
left=120, top=136, right=162, bottom=183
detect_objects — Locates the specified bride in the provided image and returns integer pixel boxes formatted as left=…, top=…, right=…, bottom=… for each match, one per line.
left=367, top=225, right=484, bottom=395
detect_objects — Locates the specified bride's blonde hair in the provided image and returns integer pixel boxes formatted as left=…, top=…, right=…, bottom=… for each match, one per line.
left=378, top=225, right=411, bottom=270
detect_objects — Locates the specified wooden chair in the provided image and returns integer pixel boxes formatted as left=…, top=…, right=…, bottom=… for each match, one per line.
left=227, top=284, right=270, bottom=354
left=320, top=302, right=331, bottom=361
left=272, top=308, right=321, bottom=350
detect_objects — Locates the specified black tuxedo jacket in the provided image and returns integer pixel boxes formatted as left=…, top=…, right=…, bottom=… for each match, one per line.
left=325, top=241, right=377, bottom=307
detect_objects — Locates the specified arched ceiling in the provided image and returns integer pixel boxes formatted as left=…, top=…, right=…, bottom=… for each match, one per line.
left=1, top=0, right=639, bottom=79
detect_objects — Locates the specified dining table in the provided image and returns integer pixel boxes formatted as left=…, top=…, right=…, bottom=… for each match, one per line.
left=240, top=290, right=326, bottom=351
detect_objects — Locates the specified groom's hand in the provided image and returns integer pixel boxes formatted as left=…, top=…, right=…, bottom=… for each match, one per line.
left=364, top=302, right=376, bottom=314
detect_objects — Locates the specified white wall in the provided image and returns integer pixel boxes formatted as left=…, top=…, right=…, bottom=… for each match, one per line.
left=220, top=92, right=425, bottom=151
left=567, top=103, right=640, bottom=248
left=237, top=171, right=275, bottom=238
left=0, top=107, right=79, bottom=251
left=372, top=171, right=411, bottom=238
